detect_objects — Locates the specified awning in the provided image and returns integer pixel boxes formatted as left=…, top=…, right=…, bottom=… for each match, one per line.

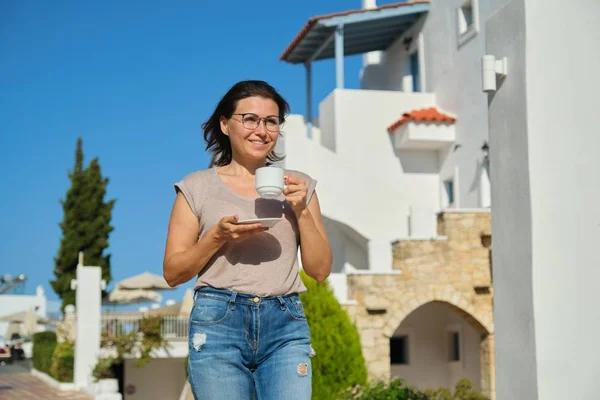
left=280, top=1, right=430, bottom=64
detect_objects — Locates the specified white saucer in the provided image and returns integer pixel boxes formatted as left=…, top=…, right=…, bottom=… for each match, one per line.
left=236, top=217, right=283, bottom=228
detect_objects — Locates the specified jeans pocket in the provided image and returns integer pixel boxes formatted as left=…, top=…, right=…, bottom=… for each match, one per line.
left=286, top=297, right=307, bottom=321
left=190, top=295, right=231, bottom=326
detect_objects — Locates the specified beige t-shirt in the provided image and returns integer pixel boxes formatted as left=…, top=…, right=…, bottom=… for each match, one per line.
left=174, top=167, right=317, bottom=296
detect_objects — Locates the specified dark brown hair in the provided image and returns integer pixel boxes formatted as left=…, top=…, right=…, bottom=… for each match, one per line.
left=203, top=80, right=289, bottom=166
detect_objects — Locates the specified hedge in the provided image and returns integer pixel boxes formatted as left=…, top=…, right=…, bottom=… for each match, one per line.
left=32, top=331, right=57, bottom=375
left=51, top=340, right=75, bottom=382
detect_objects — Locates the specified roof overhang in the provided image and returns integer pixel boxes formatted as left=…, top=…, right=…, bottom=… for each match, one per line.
left=280, top=1, right=430, bottom=64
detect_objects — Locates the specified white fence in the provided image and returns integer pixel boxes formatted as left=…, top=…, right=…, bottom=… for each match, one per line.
left=100, top=314, right=189, bottom=340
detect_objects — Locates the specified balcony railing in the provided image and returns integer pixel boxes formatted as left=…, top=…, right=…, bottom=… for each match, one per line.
left=100, top=314, right=189, bottom=341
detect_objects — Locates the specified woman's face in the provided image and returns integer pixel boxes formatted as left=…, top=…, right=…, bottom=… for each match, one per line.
left=220, top=96, right=281, bottom=163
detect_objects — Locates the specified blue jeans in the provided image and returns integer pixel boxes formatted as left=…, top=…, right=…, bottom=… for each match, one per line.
left=187, top=287, right=313, bottom=400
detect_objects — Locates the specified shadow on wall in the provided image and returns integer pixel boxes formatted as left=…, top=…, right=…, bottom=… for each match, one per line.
left=395, top=149, right=440, bottom=174
left=323, top=217, right=369, bottom=273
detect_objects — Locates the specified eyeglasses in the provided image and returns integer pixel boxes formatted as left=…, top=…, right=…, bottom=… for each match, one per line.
left=231, top=113, right=282, bottom=132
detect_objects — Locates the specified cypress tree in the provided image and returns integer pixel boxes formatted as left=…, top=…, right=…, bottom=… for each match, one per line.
left=299, top=271, right=368, bottom=399
left=51, top=138, right=115, bottom=311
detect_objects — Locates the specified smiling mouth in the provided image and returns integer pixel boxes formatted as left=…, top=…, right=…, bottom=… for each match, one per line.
left=249, top=140, right=268, bottom=145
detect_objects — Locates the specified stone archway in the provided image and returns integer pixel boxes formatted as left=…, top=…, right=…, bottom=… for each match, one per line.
left=380, top=291, right=494, bottom=400
left=381, top=289, right=493, bottom=338
left=345, top=211, right=495, bottom=399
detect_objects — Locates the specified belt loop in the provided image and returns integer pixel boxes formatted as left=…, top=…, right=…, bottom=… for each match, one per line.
left=276, top=296, right=286, bottom=310
left=229, top=291, right=238, bottom=310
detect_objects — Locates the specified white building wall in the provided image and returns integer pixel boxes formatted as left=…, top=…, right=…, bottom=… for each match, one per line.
left=383, top=19, right=427, bottom=93
left=0, top=286, right=47, bottom=339
left=487, top=0, right=600, bottom=398
left=391, top=302, right=481, bottom=391
left=282, top=89, right=442, bottom=275
left=328, top=89, right=440, bottom=216
left=362, top=0, right=497, bottom=209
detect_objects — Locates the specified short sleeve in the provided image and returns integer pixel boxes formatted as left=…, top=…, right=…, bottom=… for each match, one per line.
left=286, top=169, right=318, bottom=205
left=173, top=172, right=201, bottom=217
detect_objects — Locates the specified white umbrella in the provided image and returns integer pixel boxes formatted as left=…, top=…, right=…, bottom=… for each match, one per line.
left=105, top=287, right=163, bottom=305
left=114, top=272, right=174, bottom=291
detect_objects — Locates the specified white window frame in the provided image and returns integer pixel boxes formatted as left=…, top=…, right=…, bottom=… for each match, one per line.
left=457, top=0, right=479, bottom=47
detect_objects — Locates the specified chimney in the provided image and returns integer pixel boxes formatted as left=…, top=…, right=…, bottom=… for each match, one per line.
left=362, top=0, right=377, bottom=9
left=362, top=0, right=381, bottom=66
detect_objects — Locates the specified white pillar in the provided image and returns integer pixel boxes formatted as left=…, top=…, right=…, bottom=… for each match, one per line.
left=361, top=0, right=381, bottom=66
left=368, top=238, right=392, bottom=272
left=72, top=265, right=103, bottom=390
left=335, top=25, right=344, bottom=89
left=361, top=0, right=376, bottom=8
left=305, top=62, right=312, bottom=139
left=35, top=285, right=47, bottom=318
left=479, top=158, right=491, bottom=208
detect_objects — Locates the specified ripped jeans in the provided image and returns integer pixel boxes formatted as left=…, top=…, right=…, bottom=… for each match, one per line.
left=187, top=287, right=314, bottom=400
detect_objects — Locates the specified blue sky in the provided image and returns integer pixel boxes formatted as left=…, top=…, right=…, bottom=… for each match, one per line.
left=0, top=0, right=394, bottom=309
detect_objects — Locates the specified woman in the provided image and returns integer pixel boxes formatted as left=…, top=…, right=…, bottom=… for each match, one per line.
left=163, top=80, right=332, bottom=400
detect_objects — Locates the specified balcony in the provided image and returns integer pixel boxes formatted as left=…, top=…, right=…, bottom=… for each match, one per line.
left=280, top=1, right=431, bottom=138
left=388, top=107, right=456, bottom=150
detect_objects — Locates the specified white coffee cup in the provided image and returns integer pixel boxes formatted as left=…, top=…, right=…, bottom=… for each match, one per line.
left=256, top=167, right=285, bottom=199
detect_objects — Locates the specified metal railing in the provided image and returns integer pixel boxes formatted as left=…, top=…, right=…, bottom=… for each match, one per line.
left=100, top=314, right=189, bottom=341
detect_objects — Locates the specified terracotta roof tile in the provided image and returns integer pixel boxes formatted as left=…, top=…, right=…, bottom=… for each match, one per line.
left=280, top=1, right=430, bottom=61
left=387, top=107, right=456, bottom=132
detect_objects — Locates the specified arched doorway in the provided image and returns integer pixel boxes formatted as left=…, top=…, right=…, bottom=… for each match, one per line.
left=381, top=297, right=493, bottom=398
left=389, top=301, right=487, bottom=391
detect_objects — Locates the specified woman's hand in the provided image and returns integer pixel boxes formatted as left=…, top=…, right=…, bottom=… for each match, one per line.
left=283, top=175, right=308, bottom=217
left=210, top=215, right=267, bottom=245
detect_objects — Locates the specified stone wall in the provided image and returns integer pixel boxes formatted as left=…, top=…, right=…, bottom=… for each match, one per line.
left=344, top=211, right=495, bottom=399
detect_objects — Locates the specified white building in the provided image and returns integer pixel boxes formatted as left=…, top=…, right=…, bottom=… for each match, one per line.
left=280, top=0, right=494, bottom=289
left=279, top=0, right=600, bottom=398
left=485, top=0, right=600, bottom=399
left=0, top=285, right=47, bottom=338
left=278, top=0, right=498, bottom=394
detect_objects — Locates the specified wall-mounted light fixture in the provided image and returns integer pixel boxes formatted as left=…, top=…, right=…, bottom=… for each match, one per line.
left=403, top=36, right=413, bottom=51
left=481, top=141, right=489, bottom=157
left=482, top=55, right=508, bottom=92
left=481, top=141, right=490, bottom=168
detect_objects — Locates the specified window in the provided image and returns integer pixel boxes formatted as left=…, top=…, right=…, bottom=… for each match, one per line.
left=457, top=0, right=479, bottom=46
left=410, top=51, right=420, bottom=92
left=448, top=331, right=461, bottom=362
left=459, top=2, right=474, bottom=34
left=444, top=179, right=455, bottom=207
left=390, top=336, right=409, bottom=365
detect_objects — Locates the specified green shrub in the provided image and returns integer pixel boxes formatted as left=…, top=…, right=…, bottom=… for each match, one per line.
left=299, top=270, right=368, bottom=400
left=32, top=331, right=57, bottom=374
left=92, top=357, right=118, bottom=381
left=338, top=378, right=489, bottom=400
left=99, top=315, right=166, bottom=369
left=50, top=340, right=75, bottom=382
left=424, top=378, right=489, bottom=400
left=338, top=378, right=428, bottom=400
